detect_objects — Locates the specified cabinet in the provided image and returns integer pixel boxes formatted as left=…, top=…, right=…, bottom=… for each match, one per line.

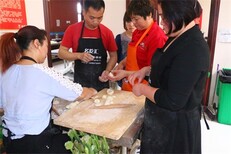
left=48, top=0, right=79, bottom=40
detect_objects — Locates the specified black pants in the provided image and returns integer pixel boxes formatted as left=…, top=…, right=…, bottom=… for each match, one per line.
left=3, top=123, right=71, bottom=153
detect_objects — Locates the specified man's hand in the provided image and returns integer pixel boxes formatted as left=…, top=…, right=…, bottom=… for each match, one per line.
left=107, top=70, right=128, bottom=82
left=98, top=70, right=110, bottom=82
left=78, top=52, right=95, bottom=63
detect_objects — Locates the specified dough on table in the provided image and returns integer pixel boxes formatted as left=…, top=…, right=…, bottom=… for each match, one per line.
left=93, top=92, right=116, bottom=106
left=94, top=99, right=104, bottom=106
left=107, top=89, right=114, bottom=95
left=66, top=101, right=80, bottom=109
left=108, top=72, right=115, bottom=77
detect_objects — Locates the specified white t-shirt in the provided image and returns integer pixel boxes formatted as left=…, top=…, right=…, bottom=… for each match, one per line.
left=0, top=64, right=83, bottom=139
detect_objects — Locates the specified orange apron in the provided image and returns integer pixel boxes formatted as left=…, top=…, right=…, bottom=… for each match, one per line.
left=122, top=22, right=153, bottom=91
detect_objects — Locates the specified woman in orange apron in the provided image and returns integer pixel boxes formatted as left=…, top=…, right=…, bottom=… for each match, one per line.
left=108, top=0, right=167, bottom=91
left=121, top=23, right=153, bottom=91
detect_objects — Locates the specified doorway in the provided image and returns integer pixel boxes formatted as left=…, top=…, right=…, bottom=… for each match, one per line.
left=43, top=0, right=83, bottom=67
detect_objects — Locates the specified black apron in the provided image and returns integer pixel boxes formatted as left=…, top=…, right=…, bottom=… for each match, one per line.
left=140, top=48, right=201, bottom=154
left=74, top=23, right=109, bottom=91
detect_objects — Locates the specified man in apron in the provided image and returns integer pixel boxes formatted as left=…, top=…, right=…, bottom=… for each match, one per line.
left=58, top=0, right=117, bottom=91
left=108, top=0, right=167, bottom=91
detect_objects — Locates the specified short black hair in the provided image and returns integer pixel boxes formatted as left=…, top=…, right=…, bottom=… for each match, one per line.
left=127, top=0, right=153, bottom=20
left=158, top=0, right=197, bottom=35
left=123, top=11, right=132, bottom=30
left=84, top=0, right=105, bottom=11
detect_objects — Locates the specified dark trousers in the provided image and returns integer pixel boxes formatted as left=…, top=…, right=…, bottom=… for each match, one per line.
left=3, top=123, right=71, bottom=153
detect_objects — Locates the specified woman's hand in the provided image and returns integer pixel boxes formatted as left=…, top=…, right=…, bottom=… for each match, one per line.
left=132, top=83, right=144, bottom=96
left=128, top=68, right=147, bottom=86
left=114, top=58, right=126, bottom=70
left=108, top=70, right=129, bottom=82
left=77, top=87, right=97, bottom=101
left=132, top=83, right=158, bottom=103
left=114, top=62, right=124, bottom=70
left=99, top=70, right=110, bottom=82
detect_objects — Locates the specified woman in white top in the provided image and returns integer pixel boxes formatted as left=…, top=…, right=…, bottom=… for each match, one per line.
left=0, top=25, right=97, bottom=153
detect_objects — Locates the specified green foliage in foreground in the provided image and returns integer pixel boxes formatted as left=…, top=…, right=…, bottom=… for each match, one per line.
left=65, top=129, right=109, bottom=154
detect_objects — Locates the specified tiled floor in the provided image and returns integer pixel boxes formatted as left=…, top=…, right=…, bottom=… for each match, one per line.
left=202, top=119, right=231, bottom=154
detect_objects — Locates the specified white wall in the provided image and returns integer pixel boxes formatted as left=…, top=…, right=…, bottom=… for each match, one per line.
left=24, top=0, right=45, bottom=29
left=102, top=0, right=125, bottom=36
left=208, top=0, right=231, bottom=106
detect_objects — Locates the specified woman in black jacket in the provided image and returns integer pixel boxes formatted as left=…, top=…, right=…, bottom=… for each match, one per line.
left=128, top=0, right=210, bottom=153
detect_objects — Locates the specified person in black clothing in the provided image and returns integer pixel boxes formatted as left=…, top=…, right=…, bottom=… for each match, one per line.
left=128, top=0, right=210, bottom=153
left=58, top=0, right=117, bottom=91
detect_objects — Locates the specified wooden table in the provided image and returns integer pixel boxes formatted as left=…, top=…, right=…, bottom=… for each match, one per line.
left=52, top=89, right=145, bottom=150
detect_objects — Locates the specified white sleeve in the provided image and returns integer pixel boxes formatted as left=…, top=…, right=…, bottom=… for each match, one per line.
left=34, top=64, right=83, bottom=101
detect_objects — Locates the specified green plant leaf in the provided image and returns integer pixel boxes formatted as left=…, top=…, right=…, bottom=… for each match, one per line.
left=65, top=129, right=109, bottom=154
left=65, top=141, right=74, bottom=150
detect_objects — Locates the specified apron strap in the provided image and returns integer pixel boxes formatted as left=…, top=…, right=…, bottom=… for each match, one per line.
left=122, top=22, right=154, bottom=91
left=135, top=21, right=154, bottom=48
left=126, top=21, right=154, bottom=71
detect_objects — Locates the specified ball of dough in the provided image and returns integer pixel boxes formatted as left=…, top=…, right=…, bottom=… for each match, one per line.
left=102, top=95, right=107, bottom=99
left=94, top=99, right=104, bottom=106
left=108, top=72, right=115, bottom=77
left=105, top=96, right=114, bottom=105
left=94, top=99, right=101, bottom=104
left=107, top=89, right=114, bottom=95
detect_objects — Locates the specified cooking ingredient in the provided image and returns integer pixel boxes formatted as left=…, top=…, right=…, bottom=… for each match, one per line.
left=108, top=72, right=114, bottom=77
left=66, top=101, right=80, bottom=109
left=94, top=94, right=117, bottom=107
left=105, top=96, right=113, bottom=105
left=106, top=89, right=114, bottom=95
left=94, top=99, right=100, bottom=104
left=94, top=99, right=104, bottom=106
left=65, top=129, right=109, bottom=154
left=102, top=95, right=107, bottom=99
